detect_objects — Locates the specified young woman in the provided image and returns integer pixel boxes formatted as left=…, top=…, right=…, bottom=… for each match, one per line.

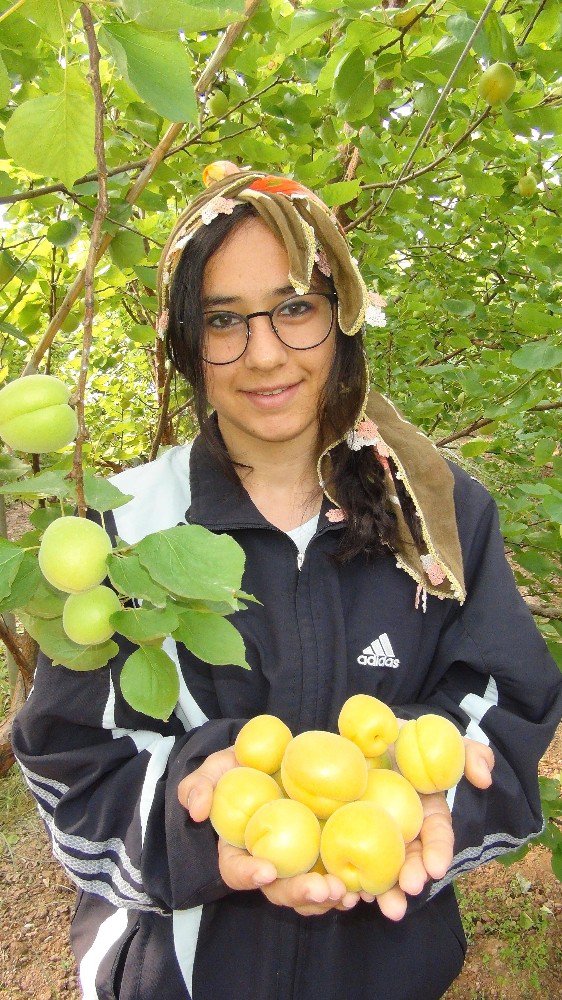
left=12, top=169, right=562, bottom=1000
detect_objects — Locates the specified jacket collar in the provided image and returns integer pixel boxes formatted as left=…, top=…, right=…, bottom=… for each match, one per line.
left=187, top=422, right=338, bottom=534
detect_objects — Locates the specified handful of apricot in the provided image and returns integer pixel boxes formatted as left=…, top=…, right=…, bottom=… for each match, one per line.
left=210, top=697, right=466, bottom=891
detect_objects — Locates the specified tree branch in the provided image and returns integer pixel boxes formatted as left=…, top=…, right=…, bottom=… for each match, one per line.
left=71, top=6, right=110, bottom=517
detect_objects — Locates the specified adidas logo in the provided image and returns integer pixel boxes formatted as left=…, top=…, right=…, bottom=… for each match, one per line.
left=357, top=633, right=400, bottom=668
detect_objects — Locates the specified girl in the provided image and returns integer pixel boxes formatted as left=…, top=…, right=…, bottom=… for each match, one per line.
left=12, top=169, right=562, bottom=1000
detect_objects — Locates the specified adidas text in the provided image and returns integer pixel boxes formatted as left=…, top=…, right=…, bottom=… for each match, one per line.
left=357, top=633, right=400, bottom=669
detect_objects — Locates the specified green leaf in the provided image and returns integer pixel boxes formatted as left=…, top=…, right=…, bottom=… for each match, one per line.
left=0, top=552, right=41, bottom=613
left=0, top=455, right=31, bottom=482
left=0, top=538, right=25, bottom=602
left=0, top=54, right=11, bottom=110
left=282, top=9, right=337, bottom=54
left=542, top=493, right=562, bottom=524
left=497, top=843, right=530, bottom=866
left=174, top=608, right=249, bottom=668
left=120, top=0, right=245, bottom=33
left=511, top=342, right=562, bottom=371
left=534, top=440, right=556, bottom=466
left=83, top=471, right=133, bottom=514
left=99, top=24, right=197, bottom=123
left=319, top=180, right=361, bottom=207
left=109, top=230, right=146, bottom=270
left=107, top=552, right=169, bottom=607
left=120, top=646, right=179, bottom=719
left=21, top=576, right=67, bottom=620
left=332, top=48, right=374, bottom=122
left=23, top=0, right=80, bottom=43
left=135, top=525, right=245, bottom=604
left=539, top=776, right=561, bottom=802
left=514, top=304, right=562, bottom=334
left=127, top=323, right=155, bottom=345
left=20, top=613, right=118, bottom=671
left=551, top=849, right=562, bottom=882
left=46, top=217, right=82, bottom=247
left=110, top=605, right=180, bottom=643
left=443, top=299, right=475, bottom=318
left=3, top=86, right=96, bottom=189
left=461, top=439, right=490, bottom=458
left=0, top=470, right=76, bottom=500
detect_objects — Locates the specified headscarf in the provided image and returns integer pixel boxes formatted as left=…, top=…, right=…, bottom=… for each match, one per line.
left=156, top=166, right=465, bottom=606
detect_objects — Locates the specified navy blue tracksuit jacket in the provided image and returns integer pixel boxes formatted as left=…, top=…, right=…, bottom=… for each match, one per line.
left=12, top=431, right=562, bottom=999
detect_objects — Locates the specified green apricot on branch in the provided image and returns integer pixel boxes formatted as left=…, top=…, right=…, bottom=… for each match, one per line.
left=39, top=516, right=113, bottom=594
left=0, top=374, right=78, bottom=453
left=207, top=90, right=229, bottom=117
left=62, top=585, right=122, bottom=645
left=517, top=172, right=538, bottom=197
left=478, top=62, right=516, bottom=106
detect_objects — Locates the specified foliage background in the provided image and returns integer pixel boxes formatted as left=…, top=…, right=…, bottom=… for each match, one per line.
left=0, top=0, right=560, bottom=846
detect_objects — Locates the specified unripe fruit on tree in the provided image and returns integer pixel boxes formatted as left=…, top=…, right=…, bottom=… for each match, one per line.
left=207, top=90, right=229, bottom=117
left=62, top=585, right=121, bottom=645
left=478, top=62, right=516, bottom=106
left=281, top=730, right=368, bottom=819
left=38, top=516, right=113, bottom=594
left=360, top=768, right=423, bottom=844
left=0, top=374, right=78, bottom=453
left=321, top=801, right=405, bottom=895
left=244, top=798, right=321, bottom=878
left=517, top=172, right=537, bottom=197
left=209, top=767, right=283, bottom=848
left=394, top=714, right=465, bottom=793
left=234, top=714, right=293, bottom=774
left=338, top=693, right=399, bottom=758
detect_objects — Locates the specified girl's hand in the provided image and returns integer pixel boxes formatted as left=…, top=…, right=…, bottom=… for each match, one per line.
left=177, top=746, right=238, bottom=821
left=374, top=736, right=495, bottom=921
left=218, top=838, right=368, bottom=916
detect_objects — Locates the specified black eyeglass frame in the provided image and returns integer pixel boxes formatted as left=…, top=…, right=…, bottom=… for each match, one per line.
left=201, top=291, right=338, bottom=365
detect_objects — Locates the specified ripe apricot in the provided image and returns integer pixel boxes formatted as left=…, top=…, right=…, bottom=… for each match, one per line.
left=245, top=798, right=321, bottom=878
left=234, top=714, right=292, bottom=774
left=281, top=731, right=368, bottom=819
left=360, top=768, right=423, bottom=843
left=321, top=801, right=405, bottom=895
left=338, top=693, right=399, bottom=757
left=394, top=714, right=465, bottom=793
left=209, top=767, right=282, bottom=848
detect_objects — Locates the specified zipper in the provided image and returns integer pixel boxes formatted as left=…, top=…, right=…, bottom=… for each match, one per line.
left=297, top=551, right=305, bottom=571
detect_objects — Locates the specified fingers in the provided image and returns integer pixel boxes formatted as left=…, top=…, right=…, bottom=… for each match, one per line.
left=218, top=838, right=277, bottom=891
left=177, top=747, right=237, bottom=821
left=375, top=884, right=408, bottom=921
left=261, top=872, right=360, bottom=916
left=419, top=793, right=454, bottom=881
left=464, top=739, right=495, bottom=789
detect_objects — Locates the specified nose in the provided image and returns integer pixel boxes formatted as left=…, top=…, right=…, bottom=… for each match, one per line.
left=243, top=312, right=289, bottom=369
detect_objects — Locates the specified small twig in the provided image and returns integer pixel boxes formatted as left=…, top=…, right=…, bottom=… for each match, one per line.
left=72, top=6, right=109, bottom=517
left=519, top=0, right=548, bottom=45
left=524, top=598, right=562, bottom=621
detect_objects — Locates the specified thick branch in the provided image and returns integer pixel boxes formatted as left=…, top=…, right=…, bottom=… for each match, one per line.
left=21, top=0, right=262, bottom=377
left=0, top=670, right=25, bottom=777
left=524, top=598, right=562, bottom=620
left=0, top=618, right=34, bottom=683
left=149, top=363, right=174, bottom=461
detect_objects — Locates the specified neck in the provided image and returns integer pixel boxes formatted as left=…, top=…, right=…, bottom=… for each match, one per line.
left=216, top=415, right=323, bottom=529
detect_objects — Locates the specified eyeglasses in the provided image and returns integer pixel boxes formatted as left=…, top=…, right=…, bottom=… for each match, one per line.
left=202, top=291, right=337, bottom=365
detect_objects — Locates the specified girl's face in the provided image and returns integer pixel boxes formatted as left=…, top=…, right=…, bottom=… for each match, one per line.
left=201, top=216, right=337, bottom=456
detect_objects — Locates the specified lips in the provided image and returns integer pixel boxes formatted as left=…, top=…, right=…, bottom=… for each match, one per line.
left=241, top=382, right=301, bottom=408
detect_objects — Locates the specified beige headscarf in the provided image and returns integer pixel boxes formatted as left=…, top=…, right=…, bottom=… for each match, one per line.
left=157, top=167, right=465, bottom=606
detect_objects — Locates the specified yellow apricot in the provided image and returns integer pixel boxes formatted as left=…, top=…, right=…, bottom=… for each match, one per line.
left=321, top=801, right=405, bottom=895
left=209, top=767, right=282, bottom=848
left=394, top=714, right=465, bottom=793
left=338, top=693, right=399, bottom=757
left=360, top=768, right=423, bottom=844
left=245, top=798, right=321, bottom=878
left=234, top=714, right=293, bottom=774
left=281, top=731, right=368, bottom=819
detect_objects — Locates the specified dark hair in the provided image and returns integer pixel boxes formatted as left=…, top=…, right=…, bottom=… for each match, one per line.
left=165, top=203, right=422, bottom=562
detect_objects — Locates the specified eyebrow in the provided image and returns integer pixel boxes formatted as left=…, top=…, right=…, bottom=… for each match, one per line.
left=202, top=284, right=318, bottom=308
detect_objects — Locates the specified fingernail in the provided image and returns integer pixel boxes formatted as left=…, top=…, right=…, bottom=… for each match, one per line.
left=254, top=874, right=273, bottom=886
